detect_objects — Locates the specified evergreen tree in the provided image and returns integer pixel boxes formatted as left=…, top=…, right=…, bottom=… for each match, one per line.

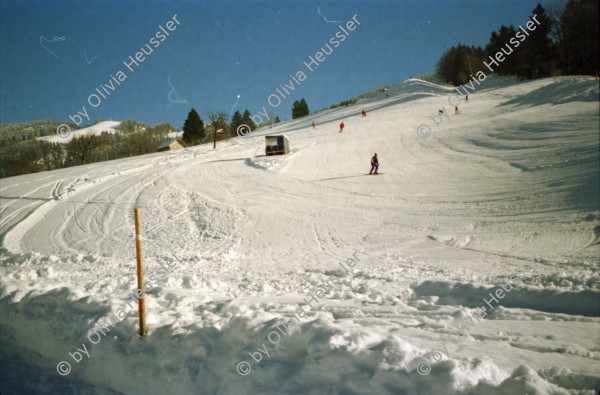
left=299, top=98, right=309, bottom=117
left=526, top=4, right=554, bottom=78
left=437, top=45, right=472, bottom=85
left=437, top=44, right=487, bottom=85
left=292, top=99, right=310, bottom=119
left=274, top=116, right=281, bottom=124
left=182, top=108, right=205, bottom=145
left=436, top=46, right=458, bottom=83
left=451, top=45, right=470, bottom=85
left=291, top=100, right=300, bottom=119
left=485, top=26, right=524, bottom=76
left=561, top=0, right=599, bottom=75
left=229, top=110, right=243, bottom=136
left=241, top=109, right=256, bottom=130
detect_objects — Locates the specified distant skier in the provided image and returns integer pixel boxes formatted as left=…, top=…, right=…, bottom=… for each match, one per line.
left=438, top=109, right=445, bottom=115
left=339, top=122, right=345, bottom=133
left=312, top=122, right=315, bottom=129
left=454, top=106, right=459, bottom=114
left=369, top=153, right=379, bottom=174
left=362, top=110, right=367, bottom=117
left=465, top=93, right=469, bottom=103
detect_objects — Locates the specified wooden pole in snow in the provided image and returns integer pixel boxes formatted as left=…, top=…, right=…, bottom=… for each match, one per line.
left=134, top=208, right=147, bottom=336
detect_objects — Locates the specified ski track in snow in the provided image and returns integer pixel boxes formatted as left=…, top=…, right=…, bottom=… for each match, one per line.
left=0, top=76, right=599, bottom=394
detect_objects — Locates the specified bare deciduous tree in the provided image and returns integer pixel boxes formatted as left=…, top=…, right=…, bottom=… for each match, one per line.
left=207, top=111, right=228, bottom=149
left=66, top=134, right=105, bottom=164
left=546, top=0, right=567, bottom=42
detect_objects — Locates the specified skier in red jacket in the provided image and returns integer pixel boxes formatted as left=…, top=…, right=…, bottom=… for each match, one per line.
left=339, top=122, right=345, bottom=133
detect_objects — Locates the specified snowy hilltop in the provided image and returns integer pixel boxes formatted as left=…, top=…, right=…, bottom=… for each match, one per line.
left=38, top=120, right=122, bottom=143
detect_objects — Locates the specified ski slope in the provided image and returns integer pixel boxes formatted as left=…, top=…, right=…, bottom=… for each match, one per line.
left=1, top=76, right=599, bottom=394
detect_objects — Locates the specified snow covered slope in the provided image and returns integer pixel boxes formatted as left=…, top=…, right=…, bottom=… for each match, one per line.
left=38, top=120, right=122, bottom=143
left=1, top=76, right=599, bottom=394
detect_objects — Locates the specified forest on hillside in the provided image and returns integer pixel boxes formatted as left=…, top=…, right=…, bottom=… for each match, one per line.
left=0, top=120, right=175, bottom=178
left=436, top=0, right=598, bottom=85
left=0, top=106, right=286, bottom=179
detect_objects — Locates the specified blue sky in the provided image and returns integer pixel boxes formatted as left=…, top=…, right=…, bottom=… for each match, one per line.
left=0, top=0, right=544, bottom=128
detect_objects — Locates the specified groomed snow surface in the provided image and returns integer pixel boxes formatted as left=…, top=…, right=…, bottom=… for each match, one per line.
left=1, top=76, right=599, bottom=394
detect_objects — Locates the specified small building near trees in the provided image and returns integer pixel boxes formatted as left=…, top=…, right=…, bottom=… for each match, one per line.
left=157, top=138, right=186, bottom=152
